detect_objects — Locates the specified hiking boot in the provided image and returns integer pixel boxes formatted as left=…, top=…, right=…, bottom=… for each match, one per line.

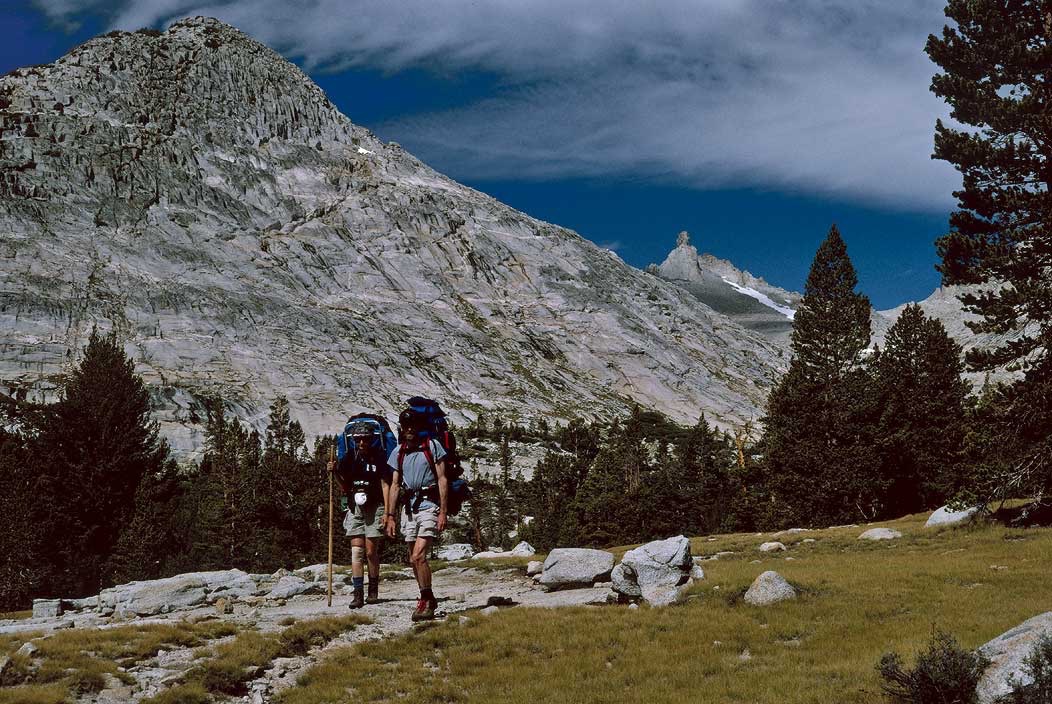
left=366, top=580, right=380, bottom=604
left=411, top=597, right=437, bottom=622
left=348, top=589, right=365, bottom=610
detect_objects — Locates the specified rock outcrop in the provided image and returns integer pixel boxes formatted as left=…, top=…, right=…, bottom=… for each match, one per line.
left=0, top=19, right=786, bottom=457
left=858, top=528, right=902, bottom=541
left=976, top=611, right=1052, bottom=703
left=537, top=548, right=614, bottom=590
left=925, top=505, right=979, bottom=528
left=611, top=535, right=695, bottom=606
left=743, top=571, right=797, bottom=606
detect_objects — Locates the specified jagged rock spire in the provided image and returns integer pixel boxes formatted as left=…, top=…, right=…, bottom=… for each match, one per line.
left=677, top=230, right=691, bottom=247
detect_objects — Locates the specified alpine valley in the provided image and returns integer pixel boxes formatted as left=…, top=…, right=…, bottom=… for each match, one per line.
left=0, top=18, right=988, bottom=457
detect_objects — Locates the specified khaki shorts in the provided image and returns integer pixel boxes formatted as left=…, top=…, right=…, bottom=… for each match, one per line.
left=343, top=501, right=385, bottom=539
left=401, top=506, right=439, bottom=542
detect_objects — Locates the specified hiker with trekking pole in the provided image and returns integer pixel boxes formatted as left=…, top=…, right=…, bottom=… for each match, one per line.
left=327, top=414, right=397, bottom=609
left=386, top=397, right=471, bottom=621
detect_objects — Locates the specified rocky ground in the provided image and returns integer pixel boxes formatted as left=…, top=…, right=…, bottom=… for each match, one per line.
left=1, top=563, right=611, bottom=703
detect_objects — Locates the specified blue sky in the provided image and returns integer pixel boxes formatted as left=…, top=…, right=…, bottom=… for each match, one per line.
left=4, top=1, right=959, bottom=308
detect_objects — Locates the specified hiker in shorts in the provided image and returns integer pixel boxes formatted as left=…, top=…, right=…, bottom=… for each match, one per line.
left=386, top=408, right=448, bottom=621
left=328, top=417, right=394, bottom=609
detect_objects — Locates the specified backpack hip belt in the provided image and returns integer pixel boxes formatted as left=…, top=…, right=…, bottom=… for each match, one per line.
left=401, top=483, right=440, bottom=517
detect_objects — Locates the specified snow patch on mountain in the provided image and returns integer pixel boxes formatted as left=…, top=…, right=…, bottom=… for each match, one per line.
left=720, top=277, right=795, bottom=320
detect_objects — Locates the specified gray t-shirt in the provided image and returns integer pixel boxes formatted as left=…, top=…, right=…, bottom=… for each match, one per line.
left=388, top=440, right=447, bottom=511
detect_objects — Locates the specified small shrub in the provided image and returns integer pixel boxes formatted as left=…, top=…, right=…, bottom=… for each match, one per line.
left=1003, top=634, right=1052, bottom=704
left=135, top=27, right=162, bottom=37
left=878, top=630, right=990, bottom=704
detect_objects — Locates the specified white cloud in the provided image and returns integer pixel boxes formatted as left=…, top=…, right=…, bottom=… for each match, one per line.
left=33, top=0, right=960, bottom=210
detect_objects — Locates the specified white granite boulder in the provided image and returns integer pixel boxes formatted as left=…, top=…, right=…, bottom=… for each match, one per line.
left=759, top=541, right=786, bottom=552
left=926, top=505, right=979, bottom=528
left=537, top=548, right=614, bottom=590
left=98, top=570, right=257, bottom=616
left=32, top=599, right=62, bottom=619
left=976, top=611, right=1052, bottom=703
left=743, top=571, right=797, bottom=606
left=509, top=541, right=536, bottom=557
left=267, top=575, right=313, bottom=600
left=526, top=560, right=544, bottom=577
left=612, top=535, right=694, bottom=606
left=858, top=528, right=902, bottom=541
left=437, top=544, right=476, bottom=561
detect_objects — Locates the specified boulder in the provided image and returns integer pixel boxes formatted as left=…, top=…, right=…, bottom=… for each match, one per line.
left=98, top=570, right=254, bottom=617
left=759, top=541, right=786, bottom=552
left=32, top=599, right=62, bottom=619
left=509, top=541, right=536, bottom=557
left=537, top=548, right=614, bottom=590
left=743, top=571, right=797, bottom=606
left=976, top=611, right=1052, bottom=703
left=858, top=528, right=902, bottom=541
left=611, top=535, right=693, bottom=606
left=526, top=561, right=543, bottom=577
left=267, top=576, right=312, bottom=600
left=926, top=505, right=979, bottom=529
left=293, top=564, right=331, bottom=581
left=473, top=550, right=509, bottom=560
left=436, top=543, right=476, bottom=561
left=16, top=642, right=38, bottom=657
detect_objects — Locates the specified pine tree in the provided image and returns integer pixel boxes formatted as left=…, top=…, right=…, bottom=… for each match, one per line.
left=185, top=397, right=259, bottom=570
left=0, top=431, right=47, bottom=609
left=31, top=329, right=171, bottom=597
left=927, top=1, right=1052, bottom=508
left=874, top=304, right=970, bottom=515
left=255, top=397, right=323, bottom=569
left=762, top=226, right=879, bottom=527
left=927, top=1, right=1052, bottom=372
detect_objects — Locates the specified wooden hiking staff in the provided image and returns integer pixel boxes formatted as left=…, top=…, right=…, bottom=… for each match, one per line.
left=327, top=445, right=335, bottom=607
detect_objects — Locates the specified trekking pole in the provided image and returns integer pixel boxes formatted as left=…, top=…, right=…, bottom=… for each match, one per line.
left=328, top=445, right=335, bottom=608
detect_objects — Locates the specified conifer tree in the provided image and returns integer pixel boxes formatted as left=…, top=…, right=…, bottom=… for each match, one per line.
left=874, top=304, right=970, bottom=515
left=762, top=226, right=879, bottom=527
left=255, top=397, right=322, bottom=568
left=927, top=0, right=1052, bottom=507
left=32, top=329, right=171, bottom=597
left=927, top=1, right=1052, bottom=373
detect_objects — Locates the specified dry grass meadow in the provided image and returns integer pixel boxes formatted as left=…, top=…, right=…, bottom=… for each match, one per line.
left=278, top=510, right=1051, bottom=704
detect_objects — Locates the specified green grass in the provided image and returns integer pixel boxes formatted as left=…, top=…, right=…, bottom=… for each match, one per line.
left=277, top=511, right=1052, bottom=704
left=0, top=621, right=239, bottom=702
left=146, top=614, right=373, bottom=702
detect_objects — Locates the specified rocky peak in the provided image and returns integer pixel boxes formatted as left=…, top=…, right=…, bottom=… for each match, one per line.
left=649, top=232, right=801, bottom=342
left=0, top=20, right=786, bottom=457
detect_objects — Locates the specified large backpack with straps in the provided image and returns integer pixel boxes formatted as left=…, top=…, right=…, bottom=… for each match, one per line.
left=403, top=396, right=463, bottom=479
left=336, top=413, right=397, bottom=500
left=397, top=398, right=471, bottom=516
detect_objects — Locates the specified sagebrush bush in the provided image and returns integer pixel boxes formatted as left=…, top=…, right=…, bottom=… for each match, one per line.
left=878, top=630, right=989, bottom=704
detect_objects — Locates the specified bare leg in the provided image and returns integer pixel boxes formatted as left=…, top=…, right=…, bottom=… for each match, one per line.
left=410, top=536, right=433, bottom=591
left=365, top=538, right=380, bottom=581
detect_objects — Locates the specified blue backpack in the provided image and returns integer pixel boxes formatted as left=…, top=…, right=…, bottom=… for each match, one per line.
left=336, top=413, right=397, bottom=499
left=399, top=397, right=470, bottom=515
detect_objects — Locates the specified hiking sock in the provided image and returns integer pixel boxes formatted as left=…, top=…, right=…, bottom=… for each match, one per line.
left=352, top=576, right=365, bottom=591
left=420, top=588, right=434, bottom=603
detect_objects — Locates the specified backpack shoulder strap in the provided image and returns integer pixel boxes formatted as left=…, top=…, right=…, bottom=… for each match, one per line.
left=397, top=442, right=407, bottom=474
left=421, top=440, right=436, bottom=475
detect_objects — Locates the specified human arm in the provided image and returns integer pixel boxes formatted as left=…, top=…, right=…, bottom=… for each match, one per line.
left=435, top=458, right=448, bottom=532
left=385, top=470, right=400, bottom=538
